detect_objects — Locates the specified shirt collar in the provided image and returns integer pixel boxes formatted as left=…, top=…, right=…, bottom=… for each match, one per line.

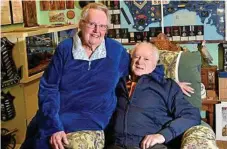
left=72, top=33, right=106, bottom=61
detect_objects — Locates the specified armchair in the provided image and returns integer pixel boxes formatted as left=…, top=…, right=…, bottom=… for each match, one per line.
left=157, top=36, right=218, bottom=148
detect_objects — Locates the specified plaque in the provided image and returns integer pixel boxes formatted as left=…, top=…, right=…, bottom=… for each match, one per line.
left=1, top=1, right=12, bottom=25
left=40, top=1, right=50, bottom=11
left=66, top=0, right=74, bottom=9
left=50, top=0, right=57, bottom=10
left=66, top=10, right=75, bottom=19
left=57, top=0, right=65, bottom=10
left=11, top=0, right=23, bottom=24
left=22, top=1, right=38, bottom=27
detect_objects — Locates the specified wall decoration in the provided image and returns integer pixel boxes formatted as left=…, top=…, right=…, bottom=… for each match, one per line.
left=1, top=91, right=16, bottom=121
left=1, top=1, right=12, bottom=25
left=216, top=102, right=227, bottom=141
left=49, top=11, right=65, bottom=22
left=124, top=1, right=161, bottom=31
left=66, top=0, right=74, bottom=9
left=120, top=0, right=225, bottom=40
left=49, top=0, right=57, bottom=10
left=40, top=1, right=50, bottom=11
left=57, top=0, right=66, bottom=10
left=67, top=10, right=75, bottom=19
left=22, top=1, right=38, bottom=27
left=1, top=37, right=21, bottom=89
left=11, top=0, right=23, bottom=24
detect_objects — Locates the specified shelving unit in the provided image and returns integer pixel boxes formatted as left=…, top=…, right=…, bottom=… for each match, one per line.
left=1, top=24, right=78, bottom=143
left=122, top=40, right=227, bottom=45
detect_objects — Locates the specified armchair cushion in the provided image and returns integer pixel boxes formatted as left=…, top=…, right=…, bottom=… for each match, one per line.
left=159, top=50, right=202, bottom=109
left=181, top=125, right=218, bottom=149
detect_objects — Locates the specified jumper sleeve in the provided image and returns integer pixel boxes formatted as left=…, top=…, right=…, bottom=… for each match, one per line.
left=119, top=48, right=130, bottom=77
left=158, top=82, right=201, bottom=143
left=37, top=42, right=66, bottom=137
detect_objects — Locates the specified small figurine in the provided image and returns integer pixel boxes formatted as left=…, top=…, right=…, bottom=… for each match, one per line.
left=198, top=40, right=213, bottom=67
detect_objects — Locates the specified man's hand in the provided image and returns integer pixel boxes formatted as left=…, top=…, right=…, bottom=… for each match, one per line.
left=140, top=134, right=165, bottom=149
left=177, top=82, right=194, bottom=97
left=50, top=131, right=69, bottom=149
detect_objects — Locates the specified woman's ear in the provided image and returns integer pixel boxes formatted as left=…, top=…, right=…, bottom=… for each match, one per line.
left=78, top=20, right=83, bottom=29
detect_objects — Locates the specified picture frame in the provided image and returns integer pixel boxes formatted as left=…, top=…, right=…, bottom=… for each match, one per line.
left=216, top=102, right=227, bottom=141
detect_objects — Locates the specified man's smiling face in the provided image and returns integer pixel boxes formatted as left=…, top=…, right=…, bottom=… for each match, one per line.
left=131, top=43, right=159, bottom=76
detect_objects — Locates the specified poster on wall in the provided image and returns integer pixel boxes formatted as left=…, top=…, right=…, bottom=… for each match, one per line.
left=40, top=1, right=50, bottom=11
left=11, top=0, right=23, bottom=24
left=216, top=103, right=227, bottom=141
left=1, top=1, right=12, bottom=25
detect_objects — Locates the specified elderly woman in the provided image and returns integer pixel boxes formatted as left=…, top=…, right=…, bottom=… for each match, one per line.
left=21, top=3, right=130, bottom=149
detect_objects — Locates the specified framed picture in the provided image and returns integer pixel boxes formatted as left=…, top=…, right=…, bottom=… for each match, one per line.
left=66, top=0, right=74, bottom=9
left=216, top=102, right=227, bottom=141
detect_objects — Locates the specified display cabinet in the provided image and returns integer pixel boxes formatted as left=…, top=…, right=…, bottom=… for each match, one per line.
left=1, top=24, right=77, bottom=83
left=1, top=24, right=77, bottom=144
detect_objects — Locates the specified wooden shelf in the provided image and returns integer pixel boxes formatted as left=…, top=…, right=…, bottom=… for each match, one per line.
left=1, top=24, right=78, bottom=38
left=122, top=40, right=227, bottom=45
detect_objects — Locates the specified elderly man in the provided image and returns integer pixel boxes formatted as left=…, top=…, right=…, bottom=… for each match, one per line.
left=107, top=42, right=201, bottom=149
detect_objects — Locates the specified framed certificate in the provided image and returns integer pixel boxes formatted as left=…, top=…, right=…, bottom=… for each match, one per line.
left=11, top=0, right=23, bottom=24
left=1, top=1, right=12, bottom=25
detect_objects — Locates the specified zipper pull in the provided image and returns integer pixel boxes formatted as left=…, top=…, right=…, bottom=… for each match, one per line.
left=88, top=61, right=91, bottom=70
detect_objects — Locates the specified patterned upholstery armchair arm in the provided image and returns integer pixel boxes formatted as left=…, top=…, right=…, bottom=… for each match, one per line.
left=181, top=124, right=218, bottom=149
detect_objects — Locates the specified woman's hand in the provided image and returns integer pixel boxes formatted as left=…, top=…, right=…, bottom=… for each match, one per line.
left=177, top=82, right=194, bottom=97
left=50, top=131, right=69, bottom=149
left=140, top=134, right=165, bottom=149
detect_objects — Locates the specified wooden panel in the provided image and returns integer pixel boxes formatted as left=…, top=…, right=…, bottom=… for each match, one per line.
left=23, top=79, right=40, bottom=120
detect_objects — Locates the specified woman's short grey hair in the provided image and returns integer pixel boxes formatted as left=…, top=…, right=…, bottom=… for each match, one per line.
left=131, top=42, right=159, bottom=62
left=81, top=3, right=110, bottom=24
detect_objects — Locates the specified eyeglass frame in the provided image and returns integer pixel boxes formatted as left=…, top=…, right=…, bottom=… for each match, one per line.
left=82, top=20, right=108, bottom=31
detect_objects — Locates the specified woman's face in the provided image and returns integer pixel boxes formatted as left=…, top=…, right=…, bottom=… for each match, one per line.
left=79, top=9, right=108, bottom=48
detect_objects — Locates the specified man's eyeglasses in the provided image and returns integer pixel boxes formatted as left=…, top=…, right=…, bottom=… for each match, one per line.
left=82, top=20, right=108, bottom=31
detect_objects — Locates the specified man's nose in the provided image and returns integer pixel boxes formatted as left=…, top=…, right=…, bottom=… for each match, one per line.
left=137, top=58, right=143, bottom=64
left=93, top=24, right=100, bottom=32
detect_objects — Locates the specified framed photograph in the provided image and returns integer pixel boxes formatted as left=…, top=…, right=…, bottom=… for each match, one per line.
left=216, top=102, right=227, bottom=141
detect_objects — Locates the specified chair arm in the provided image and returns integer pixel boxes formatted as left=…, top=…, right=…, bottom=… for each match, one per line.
left=181, top=125, right=218, bottom=149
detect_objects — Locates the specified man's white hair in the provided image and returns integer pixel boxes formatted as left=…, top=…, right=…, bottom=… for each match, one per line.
left=131, top=42, right=159, bottom=63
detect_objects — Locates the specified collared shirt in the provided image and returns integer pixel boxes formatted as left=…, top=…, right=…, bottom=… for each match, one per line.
left=72, top=33, right=106, bottom=61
